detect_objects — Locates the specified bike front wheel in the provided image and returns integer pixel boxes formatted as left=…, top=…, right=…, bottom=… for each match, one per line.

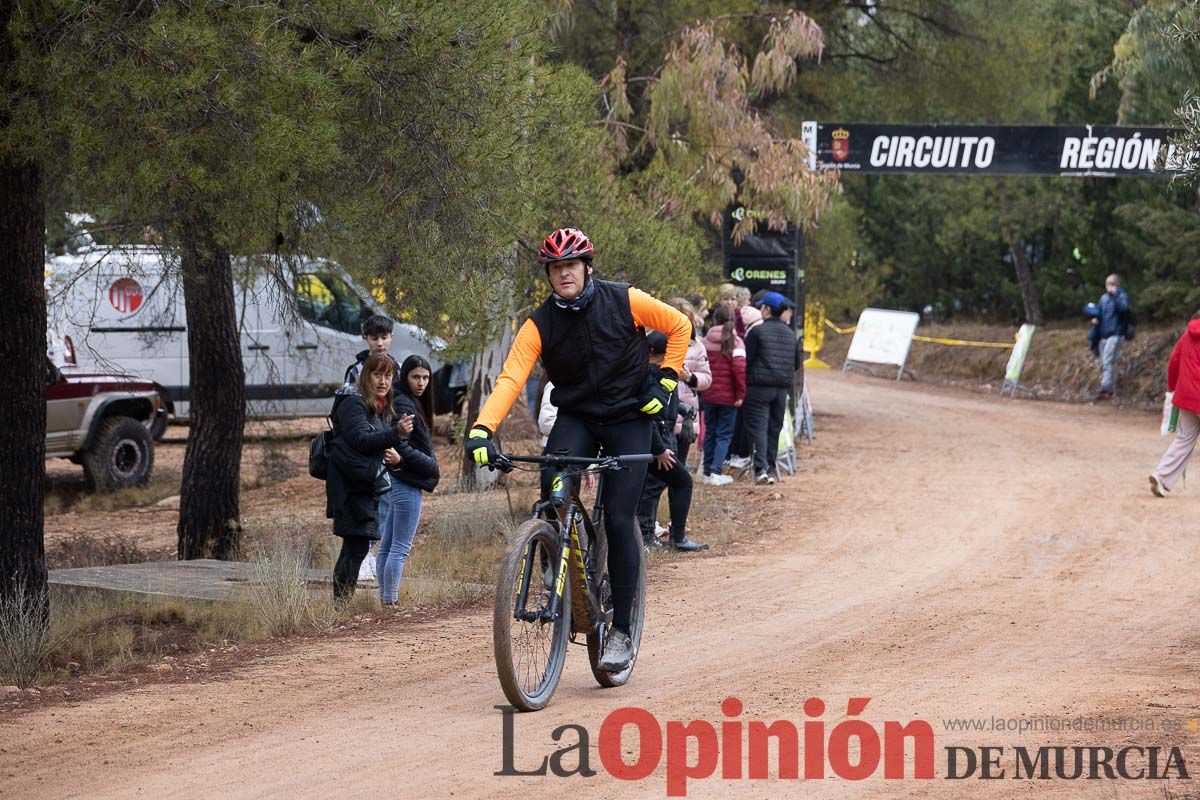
left=493, top=519, right=571, bottom=711
left=586, top=521, right=646, bottom=688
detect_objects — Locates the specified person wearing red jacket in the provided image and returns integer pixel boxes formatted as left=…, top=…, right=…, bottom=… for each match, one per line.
left=701, top=304, right=747, bottom=485
left=1150, top=314, right=1200, bottom=497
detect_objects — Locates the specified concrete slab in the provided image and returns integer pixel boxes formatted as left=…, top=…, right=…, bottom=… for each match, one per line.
left=48, top=559, right=487, bottom=602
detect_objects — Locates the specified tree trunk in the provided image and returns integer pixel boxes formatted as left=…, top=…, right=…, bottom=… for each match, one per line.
left=0, top=156, right=48, bottom=613
left=177, top=223, right=246, bottom=560
left=0, top=0, right=49, bottom=619
left=1008, top=236, right=1044, bottom=326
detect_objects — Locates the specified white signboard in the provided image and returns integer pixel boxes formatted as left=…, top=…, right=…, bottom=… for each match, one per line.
left=843, top=308, right=920, bottom=381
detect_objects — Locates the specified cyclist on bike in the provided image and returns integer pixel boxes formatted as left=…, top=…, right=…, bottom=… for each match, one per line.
left=467, top=227, right=691, bottom=672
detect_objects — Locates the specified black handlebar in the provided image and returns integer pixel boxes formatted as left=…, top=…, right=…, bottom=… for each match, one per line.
left=494, top=452, right=654, bottom=471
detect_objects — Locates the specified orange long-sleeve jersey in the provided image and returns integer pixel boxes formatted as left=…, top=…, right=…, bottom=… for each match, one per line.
left=474, top=286, right=691, bottom=433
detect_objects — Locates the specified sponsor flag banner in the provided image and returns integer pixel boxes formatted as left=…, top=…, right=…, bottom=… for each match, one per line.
left=801, top=122, right=1193, bottom=177
left=722, top=204, right=798, bottom=298
left=1000, top=323, right=1037, bottom=399
left=1005, top=324, right=1036, bottom=384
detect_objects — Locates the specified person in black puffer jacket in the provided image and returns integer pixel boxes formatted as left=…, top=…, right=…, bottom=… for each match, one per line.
left=327, top=352, right=412, bottom=599
left=377, top=355, right=441, bottom=605
left=743, top=291, right=801, bottom=485
left=636, top=333, right=708, bottom=552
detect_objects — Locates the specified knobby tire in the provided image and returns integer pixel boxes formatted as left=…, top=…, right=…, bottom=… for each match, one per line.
left=493, top=519, right=571, bottom=711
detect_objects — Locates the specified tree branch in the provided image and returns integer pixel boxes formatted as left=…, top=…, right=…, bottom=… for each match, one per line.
left=596, top=119, right=648, bottom=133
left=825, top=49, right=899, bottom=65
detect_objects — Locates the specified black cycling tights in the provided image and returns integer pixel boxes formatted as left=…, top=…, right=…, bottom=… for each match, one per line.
left=544, top=413, right=651, bottom=635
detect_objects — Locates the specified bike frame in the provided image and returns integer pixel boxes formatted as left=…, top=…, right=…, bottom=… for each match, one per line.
left=513, top=466, right=609, bottom=636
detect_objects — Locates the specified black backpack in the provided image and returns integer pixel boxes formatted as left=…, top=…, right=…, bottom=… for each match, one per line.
left=310, top=393, right=349, bottom=480
left=308, top=420, right=333, bottom=480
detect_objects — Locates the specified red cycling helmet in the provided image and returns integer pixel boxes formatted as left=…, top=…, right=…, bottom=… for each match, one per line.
left=538, top=227, right=594, bottom=264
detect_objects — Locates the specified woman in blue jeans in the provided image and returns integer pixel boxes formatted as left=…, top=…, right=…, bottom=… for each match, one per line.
left=378, top=355, right=440, bottom=605
left=700, top=304, right=746, bottom=484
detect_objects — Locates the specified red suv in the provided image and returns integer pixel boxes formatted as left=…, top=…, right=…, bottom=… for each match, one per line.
left=46, top=361, right=162, bottom=490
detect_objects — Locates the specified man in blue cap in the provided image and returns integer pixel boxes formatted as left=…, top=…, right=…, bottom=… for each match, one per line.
left=743, top=291, right=801, bottom=484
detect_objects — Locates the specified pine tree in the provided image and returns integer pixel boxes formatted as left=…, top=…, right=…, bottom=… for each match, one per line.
left=0, top=0, right=49, bottom=620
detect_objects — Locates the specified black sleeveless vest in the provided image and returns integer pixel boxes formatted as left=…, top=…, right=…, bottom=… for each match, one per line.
left=529, top=279, right=649, bottom=423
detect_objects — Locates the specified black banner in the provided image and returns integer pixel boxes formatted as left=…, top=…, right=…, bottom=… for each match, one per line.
left=722, top=205, right=798, bottom=298
left=801, top=122, right=1192, bottom=177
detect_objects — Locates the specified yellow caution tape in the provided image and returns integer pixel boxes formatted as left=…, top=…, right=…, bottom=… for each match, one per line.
left=824, top=319, right=857, bottom=335
left=823, top=318, right=1013, bottom=349
left=910, top=334, right=1013, bottom=349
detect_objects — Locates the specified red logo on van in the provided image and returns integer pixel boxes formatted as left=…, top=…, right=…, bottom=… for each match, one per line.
left=109, top=278, right=144, bottom=314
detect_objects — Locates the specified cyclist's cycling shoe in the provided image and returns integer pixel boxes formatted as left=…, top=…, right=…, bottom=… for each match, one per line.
left=598, top=629, right=633, bottom=673
left=669, top=537, right=709, bottom=552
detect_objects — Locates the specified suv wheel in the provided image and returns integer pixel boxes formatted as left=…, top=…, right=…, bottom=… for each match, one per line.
left=83, top=416, right=155, bottom=491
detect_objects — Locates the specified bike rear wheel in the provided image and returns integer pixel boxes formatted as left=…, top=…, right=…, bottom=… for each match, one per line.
left=586, top=521, right=646, bottom=687
left=493, top=519, right=571, bottom=711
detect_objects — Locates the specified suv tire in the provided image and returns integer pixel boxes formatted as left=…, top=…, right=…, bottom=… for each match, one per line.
left=83, top=416, right=154, bottom=491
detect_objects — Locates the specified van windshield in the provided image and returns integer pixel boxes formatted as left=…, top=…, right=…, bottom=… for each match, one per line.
left=294, top=272, right=367, bottom=336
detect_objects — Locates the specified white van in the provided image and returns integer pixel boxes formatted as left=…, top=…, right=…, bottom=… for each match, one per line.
left=46, top=245, right=437, bottom=421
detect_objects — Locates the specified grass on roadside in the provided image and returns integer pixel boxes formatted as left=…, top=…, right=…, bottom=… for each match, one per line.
left=9, top=472, right=557, bottom=688
left=47, top=531, right=165, bottom=569
left=241, top=526, right=320, bottom=637
left=43, top=478, right=180, bottom=517
left=5, top=522, right=359, bottom=686
left=0, top=583, right=55, bottom=689
left=395, top=488, right=526, bottom=607
left=640, top=479, right=750, bottom=560
left=37, top=586, right=261, bottom=681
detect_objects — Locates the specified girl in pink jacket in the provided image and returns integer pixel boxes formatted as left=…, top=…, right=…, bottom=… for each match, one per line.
left=701, top=304, right=746, bottom=485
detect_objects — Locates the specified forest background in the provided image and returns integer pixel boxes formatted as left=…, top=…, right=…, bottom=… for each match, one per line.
left=2, top=0, right=1199, bottom=612
left=34, top=1, right=1200, bottom=331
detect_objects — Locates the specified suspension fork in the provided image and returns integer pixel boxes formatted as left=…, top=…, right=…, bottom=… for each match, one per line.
left=513, top=534, right=537, bottom=622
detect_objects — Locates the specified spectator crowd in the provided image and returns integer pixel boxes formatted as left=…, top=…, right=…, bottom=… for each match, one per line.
left=314, top=254, right=1200, bottom=608
left=318, top=280, right=803, bottom=601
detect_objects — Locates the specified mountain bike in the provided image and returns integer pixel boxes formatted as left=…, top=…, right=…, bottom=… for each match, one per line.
left=491, top=451, right=653, bottom=711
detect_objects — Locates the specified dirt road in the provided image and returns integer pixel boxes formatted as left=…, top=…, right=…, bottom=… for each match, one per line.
left=4, top=372, right=1198, bottom=798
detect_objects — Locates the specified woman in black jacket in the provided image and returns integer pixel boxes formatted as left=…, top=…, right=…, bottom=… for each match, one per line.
left=378, top=355, right=440, bottom=605
left=327, top=352, right=413, bottom=599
